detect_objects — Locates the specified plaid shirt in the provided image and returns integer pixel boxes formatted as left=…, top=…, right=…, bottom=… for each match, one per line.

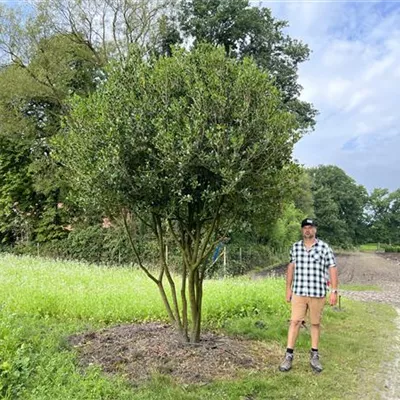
left=290, top=239, right=336, bottom=297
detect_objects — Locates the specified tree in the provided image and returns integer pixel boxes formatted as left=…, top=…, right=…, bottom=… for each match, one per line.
left=56, top=45, right=299, bottom=342
left=0, top=0, right=182, bottom=245
left=1, top=1, right=175, bottom=65
left=367, top=188, right=400, bottom=244
left=178, top=0, right=317, bottom=132
left=291, top=169, right=314, bottom=217
left=0, top=32, right=102, bottom=245
left=388, top=189, right=400, bottom=244
left=308, top=166, right=368, bottom=247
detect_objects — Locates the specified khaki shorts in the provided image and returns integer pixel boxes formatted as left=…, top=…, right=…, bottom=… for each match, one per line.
left=291, top=294, right=326, bottom=325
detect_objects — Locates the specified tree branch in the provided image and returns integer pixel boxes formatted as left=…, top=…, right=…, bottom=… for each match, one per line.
left=194, top=196, right=224, bottom=269
left=153, top=213, right=182, bottom=330
left=122, top=209, right=158, bottom=284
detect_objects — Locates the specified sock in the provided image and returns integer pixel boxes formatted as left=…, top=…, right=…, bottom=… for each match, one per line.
left=286, top=348, right=294, bottom=354
left=311, top=348, right=318, bottom=352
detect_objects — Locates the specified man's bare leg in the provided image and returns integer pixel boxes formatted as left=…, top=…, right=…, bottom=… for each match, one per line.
left=287, top=320, right=303, bottom=349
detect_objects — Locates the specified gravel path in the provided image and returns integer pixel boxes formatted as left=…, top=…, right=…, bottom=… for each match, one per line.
left=338, top=252, right=400, bottom=307
left=337, top=252, right=400, bottom=400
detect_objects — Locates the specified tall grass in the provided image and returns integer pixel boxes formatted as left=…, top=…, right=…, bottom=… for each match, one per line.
left=0, top=253, right=397, bottom=400
left=0, top=254, right=287, bottom=326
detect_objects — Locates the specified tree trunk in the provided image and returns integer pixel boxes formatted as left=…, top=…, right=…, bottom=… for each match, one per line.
left=193, top=269, right=203, bottom=342
left=188, top=268, right=204, bottom=343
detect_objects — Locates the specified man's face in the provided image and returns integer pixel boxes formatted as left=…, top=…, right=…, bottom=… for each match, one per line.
left=302, top=225, right=316, bottom=239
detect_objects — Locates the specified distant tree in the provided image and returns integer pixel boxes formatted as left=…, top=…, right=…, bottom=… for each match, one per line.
left=266, top=202, right=304, bottom=254
left=367, top=188, right=400, bottom=245
left=308, top=165, right=368, bottom=247
left=57, top=45, right=300, bottom=342
left=0, top=0, right=175, bottom=65
left=178, top=0, right=317, bottom=132
left=0, top=34, right=100, bottom=244
left=292, top=169, right=314, bottom=217
left=388, top=189, right=400, bottom=244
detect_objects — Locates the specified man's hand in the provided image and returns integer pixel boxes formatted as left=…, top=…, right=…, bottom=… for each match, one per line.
left=286, top=288, right=293, bottom=303
left=329, top=292, right=338, bottom=306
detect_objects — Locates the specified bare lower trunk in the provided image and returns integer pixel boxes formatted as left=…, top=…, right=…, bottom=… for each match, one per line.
left=126, top=197, right=223, bottom=344
left=181, top=260, right=189, bottom=340
left=193, top=269, right=203, bottom=342
left=188, top=268, right=203, bottom=342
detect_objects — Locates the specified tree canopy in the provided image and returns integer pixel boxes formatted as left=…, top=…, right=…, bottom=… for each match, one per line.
left=178, top=0, right=317, bottom=132
left=308, top=165, right=368, bottom=247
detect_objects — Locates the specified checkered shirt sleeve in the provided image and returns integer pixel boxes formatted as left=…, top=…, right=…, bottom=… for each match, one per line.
left=290, top=240, right=336, bottom=297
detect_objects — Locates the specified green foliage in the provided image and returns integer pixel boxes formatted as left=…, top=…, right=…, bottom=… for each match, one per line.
left=56, top=44, right=302, bottom=340
left=1, top=0, right=397, bottom=286
left=308, top=165, right=368, bottom=247
left=367, top=188, right=400, bottom=244
left=12, top=223, right=158, bottom=267
left=0, top=31, right=102, bottom=246
left=0, top=314, right=37, bottom=399
left=292, top=170, right=314, bottom=216
left=382, top=245, right=400, bottom=252
left=0, top=0, right=317, bottom=279
left=58, top=45, right=298, bottom=221
left=179, top=0, right=317, bottom=132
left=359, top=243, right=380, bottom=252
left=265, top=202, right=303, bottom=254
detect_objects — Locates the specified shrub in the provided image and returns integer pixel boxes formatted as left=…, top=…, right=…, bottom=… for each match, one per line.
left=382, top=245, right=400, bottom=253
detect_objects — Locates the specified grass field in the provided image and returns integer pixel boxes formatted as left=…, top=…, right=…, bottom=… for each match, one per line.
left=0, top=254, right=396, bottom=399
left=359, top=243, right=380, bottom=252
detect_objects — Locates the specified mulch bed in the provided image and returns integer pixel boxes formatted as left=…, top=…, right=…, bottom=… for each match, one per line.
left=69, top=322, right=280, bottom=385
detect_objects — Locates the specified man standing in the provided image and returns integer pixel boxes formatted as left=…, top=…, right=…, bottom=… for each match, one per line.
left=279, top=218, right=338, bottom=373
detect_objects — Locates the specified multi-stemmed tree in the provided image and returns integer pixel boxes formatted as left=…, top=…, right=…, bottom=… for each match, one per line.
left=57, top=45, right=301, bottom=342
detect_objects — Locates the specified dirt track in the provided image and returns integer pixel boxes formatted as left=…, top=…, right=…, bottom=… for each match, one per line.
left=332, top=252, right=400, bottom=400
left=338, top=252, right=400, bottom=307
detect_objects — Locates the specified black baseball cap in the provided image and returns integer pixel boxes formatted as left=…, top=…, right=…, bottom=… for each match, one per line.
left=301, top=218, right=316, bottom=227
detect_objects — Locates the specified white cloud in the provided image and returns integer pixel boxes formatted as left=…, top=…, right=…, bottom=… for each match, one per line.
left=345, top=89, right=372, bottom=112
left=326, top=77, right=352, bottom=102
left=363, top=54, right=396, bottom=81
left=265, top=0, right=400, bottom=191
left=360, top=104, right=377, bottom=114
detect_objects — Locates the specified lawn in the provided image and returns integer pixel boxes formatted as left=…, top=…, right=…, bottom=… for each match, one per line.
left=359, top=243, right=380, bottom=252
left=0, top=254, right=396, bottom=399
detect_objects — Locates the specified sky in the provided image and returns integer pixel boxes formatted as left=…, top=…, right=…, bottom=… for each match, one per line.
left=1, top=0, right=400, bottom=192
left=250, top=0, right=400, bottom=192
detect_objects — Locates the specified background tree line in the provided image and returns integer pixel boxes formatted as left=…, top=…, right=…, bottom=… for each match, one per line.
left=0, top=0, right=399, bottom=270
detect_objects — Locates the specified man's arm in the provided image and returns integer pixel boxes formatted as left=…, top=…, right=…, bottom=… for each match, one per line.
left=328, top=266, right=338, bottom=305
left=286, top=262, right=295, bottom=302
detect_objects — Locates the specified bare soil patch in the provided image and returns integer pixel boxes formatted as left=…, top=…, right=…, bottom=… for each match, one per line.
left=69, top=322, right=279, bottom=385
left=379, top=252, right=400, bottom=266
left=337, top=252, right=400, bottom=286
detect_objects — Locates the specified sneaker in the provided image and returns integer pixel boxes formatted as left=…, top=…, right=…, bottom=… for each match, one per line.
left=310, top=350, right=323, bottom=372
left=279, top=352, right=293, bottom=372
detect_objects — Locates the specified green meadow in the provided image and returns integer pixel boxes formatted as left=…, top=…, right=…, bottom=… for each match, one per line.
left=0, top=254, right=396, bottom=399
